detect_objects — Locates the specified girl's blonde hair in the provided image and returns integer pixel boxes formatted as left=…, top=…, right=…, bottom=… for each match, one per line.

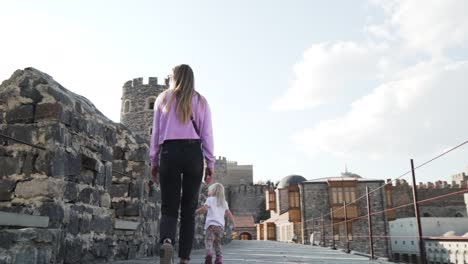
left=162, top=64, right=199, bottom=124
left=208, top=183, right=227, bottom=208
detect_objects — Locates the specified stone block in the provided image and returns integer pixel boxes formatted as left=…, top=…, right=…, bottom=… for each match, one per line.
left=104, top=126, right=116, bottom=145
left=100, top=192, right=111, bottom=208
left=65, top=151, right=81, bottom=178
left=115, top=220, right=139, bottom=230
left=46, top=86, right=73, bottom=106
left=81, top=154, right=98, bottom=172
left=21, top=152, right=35, bottom=176
left=12, top=244, right=37, bottom=264
left=44, top=123, right=71, bottom=146
left=79, top=214, right=92, bottom=234
left=129, top=180, right=144, bottom=199
left=92, top=237, right=113, bottom=258
left=104, top=162, right=112, bottom=190
left=113, top=146, right=125, bottom=160
left=112, top=201, right=125, bottom=217
left=19, top=82, right=43, bottom=104
left=101, top=145, right=113, bottom=162
left=33, top=152, right=49, bottom=175
left=0, top=178, right=15, bottom=201
left=124, top=201, right=140, bottom=217
left=110, top=183, right=128, bottom=198
left=6, top=124, right=34, bottom=145
left=78, top=169, right=94, bottom=185
left=49, top=148, right=65, bottom=177
left=5, top=105, right=34, bottom=124
left=78, top=187, right=100, bottom=206
left=15, top=178, right=66, bottom=199
left=130, top=162, right=149, bottom=178
left=91, top=214, right=112, bottom=234
left=35, top=103, right=63, bottom=122
left=66, top=210, right=80, bottom=236
left=37, top=202, right=65, bottom=228
left=0, top=212, right=49, bottom=228
left=63, top=238, right=83, bottom=264
left=126, top=147, right=149, bottom=162
left=0, top=230, right=17, bottom=249
left=64, top=182, right=78, bottom=202
left=70, top=115, right=87, bottom=133
left=0, top=156, right=20, bottom=177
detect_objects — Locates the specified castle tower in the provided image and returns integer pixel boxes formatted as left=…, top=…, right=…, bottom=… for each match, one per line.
left=120, top=77, right=168, bottom=140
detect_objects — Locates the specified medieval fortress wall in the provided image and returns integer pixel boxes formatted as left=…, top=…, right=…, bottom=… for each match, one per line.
left=391, top=178, right=468, bottom=218
left=0, top=68, right=216, bottom=264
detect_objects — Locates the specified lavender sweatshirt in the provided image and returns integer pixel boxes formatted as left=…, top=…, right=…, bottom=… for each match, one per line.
left=149, top=90, right=214, bottom=168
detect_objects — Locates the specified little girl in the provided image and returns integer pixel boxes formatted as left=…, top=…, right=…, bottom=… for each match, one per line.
left=195, top=183, right=236, bottom=264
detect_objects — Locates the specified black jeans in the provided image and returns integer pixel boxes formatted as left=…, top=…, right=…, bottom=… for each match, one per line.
left=159, top=139, right=204, bottom=259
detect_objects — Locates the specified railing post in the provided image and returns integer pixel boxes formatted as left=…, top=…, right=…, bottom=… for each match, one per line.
left=330, top=208, right=335, bottom=249
left=410, top=159, right=427, bottom=264
left=343, top=201, right=350, bottom=253
left=366, top=186, right=374, bottom=260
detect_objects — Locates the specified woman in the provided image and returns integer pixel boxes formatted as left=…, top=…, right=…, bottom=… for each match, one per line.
left=150, top=64, right=214, bottom=264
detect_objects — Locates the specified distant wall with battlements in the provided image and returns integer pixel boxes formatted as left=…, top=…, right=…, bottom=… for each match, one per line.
left=215, top=157, right=253, bottom=186
left=390, top=179, right=467, bottom=218
left=227, top=184, right=267, bottom=222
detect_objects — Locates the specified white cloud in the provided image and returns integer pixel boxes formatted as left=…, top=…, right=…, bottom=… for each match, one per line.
left=382, top=0, right=468, bottom=53
left=283, top=0, right=468, bottom=159
left=271, top=42, right=387, bottom=110
left=295, top=60, right=468, bottom=158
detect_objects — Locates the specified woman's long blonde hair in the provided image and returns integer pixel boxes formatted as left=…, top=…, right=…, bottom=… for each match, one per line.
left=208, top=183, right=227, bottom=208
left=162, top=64, right=197, bottom=124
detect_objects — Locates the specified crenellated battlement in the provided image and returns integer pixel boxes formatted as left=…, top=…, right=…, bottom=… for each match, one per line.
left=123, top=77, right=169, bottom=89
left=228, top=184, right=267, bottom=194
left=390, top=178, right=467, bottom=189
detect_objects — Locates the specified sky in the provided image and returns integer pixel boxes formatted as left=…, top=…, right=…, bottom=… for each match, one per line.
left=1, top=0, right=468, bottom=184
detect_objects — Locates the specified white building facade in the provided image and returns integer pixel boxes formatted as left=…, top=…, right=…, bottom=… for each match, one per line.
left=389, top=218, right=468, bottom=262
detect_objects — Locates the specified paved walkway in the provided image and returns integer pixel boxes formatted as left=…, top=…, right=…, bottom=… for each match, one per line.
left=111, top=240, right=392, bottom=263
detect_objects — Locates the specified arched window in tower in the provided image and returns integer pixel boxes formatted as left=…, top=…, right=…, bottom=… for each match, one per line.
left=147, top=97, right=156, bottom=110
left=123, top=100, right=131, bottom=113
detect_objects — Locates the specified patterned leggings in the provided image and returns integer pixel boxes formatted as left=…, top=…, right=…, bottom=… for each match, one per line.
left=205, top=225, right=223, bottom=256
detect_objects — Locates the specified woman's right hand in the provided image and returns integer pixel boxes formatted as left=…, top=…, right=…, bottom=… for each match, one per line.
left=151, top=165, right=159, bottom=184
left=204, top=167, right=214, bottom=184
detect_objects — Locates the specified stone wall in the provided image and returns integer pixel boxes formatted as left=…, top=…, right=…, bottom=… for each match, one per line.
left=391, top=179, right=467, bottom=218
left=227, top=185, right=266, bottom=223
left=0, top=68, right=218, bottom=264
left=300, top=181, right=390, bottom=258
left=224, top=162, right=253, bottom=186
left=120, top=77, right=167, bottom=140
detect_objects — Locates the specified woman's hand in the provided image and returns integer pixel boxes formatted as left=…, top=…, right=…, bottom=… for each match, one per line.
left=204, top=167, right=214, bottom=184
left=151, top=165, right=159, bottom=184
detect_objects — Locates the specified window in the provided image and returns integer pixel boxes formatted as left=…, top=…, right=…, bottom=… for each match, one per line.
left=423, top=213, right=432, bottom=217
left=330, top=187, right=356, bottom=204
left=266, top=190, right=276, bottom=211
left=123, top=100, right=131, bottom=113
left=288, top=190, right=300, bottom=208
left=147, top=97, right=156, bottom=110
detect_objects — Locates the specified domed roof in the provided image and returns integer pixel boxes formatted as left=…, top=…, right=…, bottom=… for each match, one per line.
left=277, top=175, right=306, bottom=189
left=443, top=231, right=456, bottom=237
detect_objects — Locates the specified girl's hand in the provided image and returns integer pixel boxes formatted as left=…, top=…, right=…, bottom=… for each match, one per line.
left=204, top=167, right=214, bottom=184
